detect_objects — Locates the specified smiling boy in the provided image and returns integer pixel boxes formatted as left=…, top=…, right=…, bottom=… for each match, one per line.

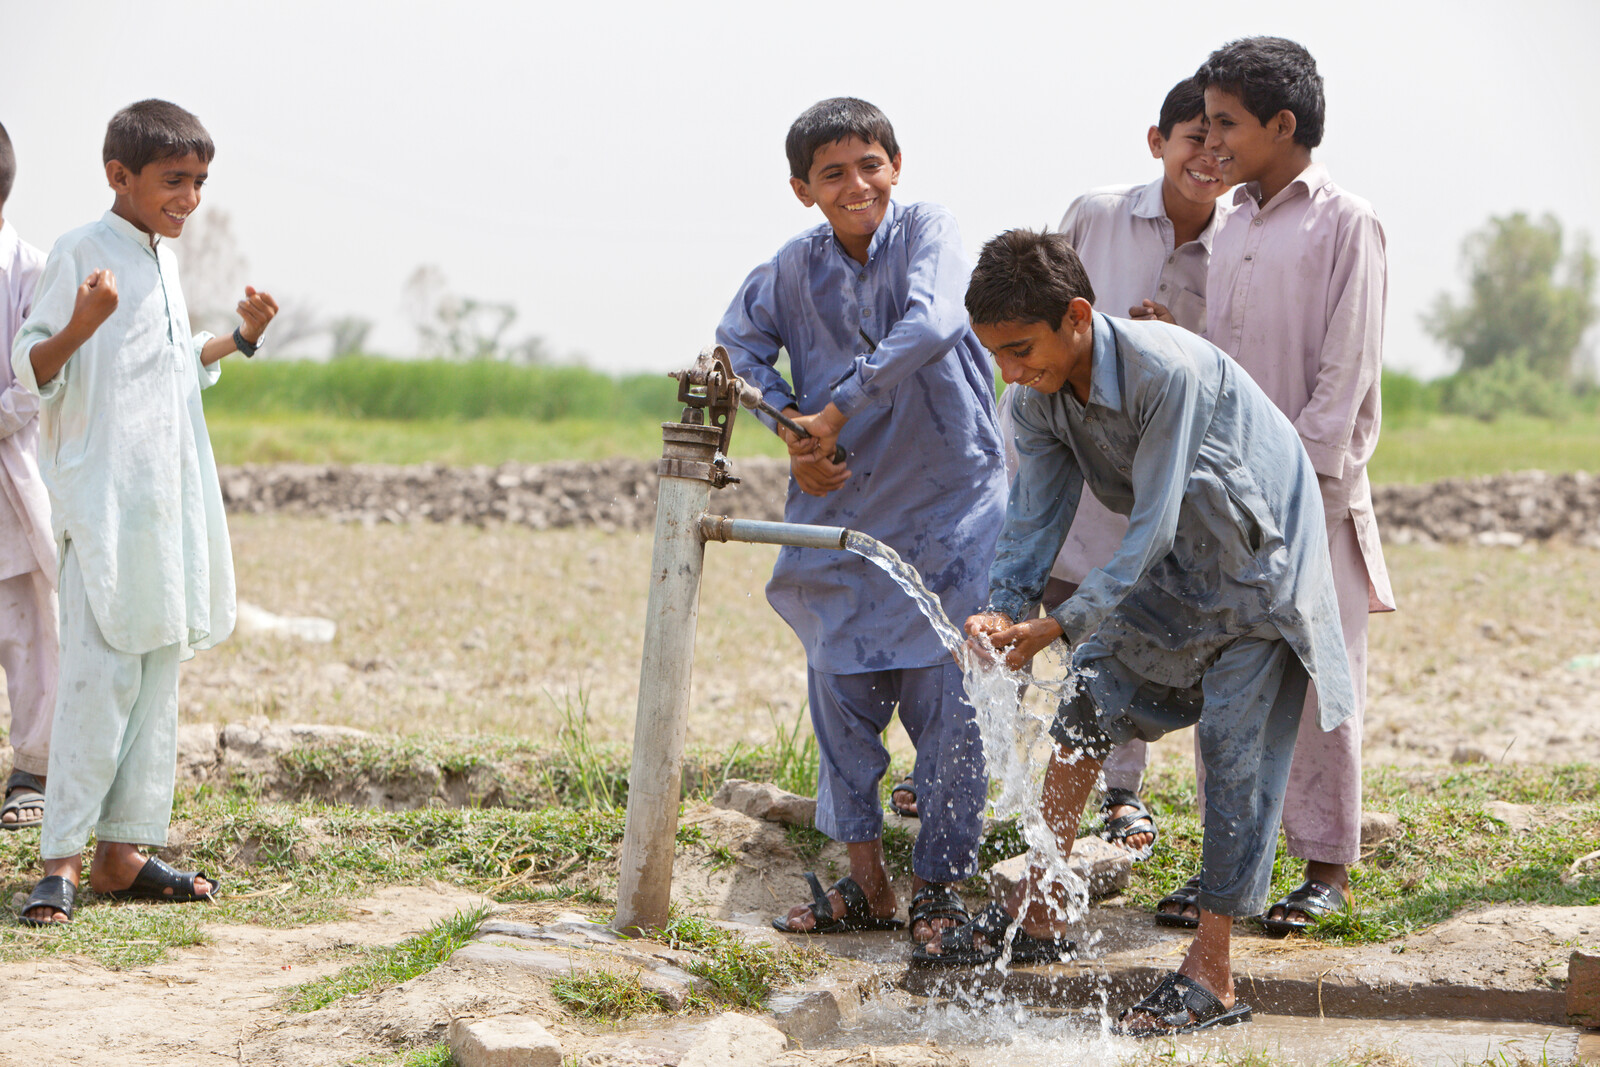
left=997, top=76, right=1233, bottom=865
left=1189, top=37, right=1395, bottom=936
left=718, top=97, right=1005, bottom=946
left=916, top=229, right=1352, bottom=1039
left=13, top=99, right=277, bottom=925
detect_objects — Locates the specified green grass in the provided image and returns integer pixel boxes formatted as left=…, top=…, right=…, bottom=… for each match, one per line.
left=551, top=969, right=681, bottom=1018
left=659, top=911, right=826, bottom=1008
left=1129, top=761, right=1600, bottom=946
left=1370, top=412, right=1600, bottom=483
left=281, top=905, right=489, bottom=1012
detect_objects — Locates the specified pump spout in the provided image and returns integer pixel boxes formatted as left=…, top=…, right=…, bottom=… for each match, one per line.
left=700, top=515, right=849, bottom=551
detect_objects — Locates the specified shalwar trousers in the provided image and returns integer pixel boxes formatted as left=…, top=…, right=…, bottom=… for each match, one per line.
left=1194, top=517, right=1370, bottom=865
left=40, top=543, right=181, bottom=860
left=1041, top=577, right=1147, bottom=796
left=1052, top=633, right=1309, bottom=918
left=1, top=568, right=59, bottom=776
left=807, top=660, right=987, bottom=885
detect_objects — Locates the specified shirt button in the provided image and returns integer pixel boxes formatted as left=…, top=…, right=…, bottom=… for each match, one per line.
left=1254, top=217, right=1264, bottom=226
left=858, top=272, right=866, bottom=281
left=1244, top=255, right=1253, bottom=261
left=1166, top=255, right=1175, bottom=264
left=862, top=309, right=871, bottom=317
left=1159, top=284, right=1168, bottom=291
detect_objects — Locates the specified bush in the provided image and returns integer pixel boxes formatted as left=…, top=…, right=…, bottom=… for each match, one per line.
left=1436, top=355, right=1578, bottom=421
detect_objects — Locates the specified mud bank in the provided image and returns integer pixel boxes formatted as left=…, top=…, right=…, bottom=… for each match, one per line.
left=218, top=462, right=1600, bottom=546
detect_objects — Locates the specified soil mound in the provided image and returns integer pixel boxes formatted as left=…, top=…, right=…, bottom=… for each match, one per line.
left=220, top=462, right=1600, bottom=546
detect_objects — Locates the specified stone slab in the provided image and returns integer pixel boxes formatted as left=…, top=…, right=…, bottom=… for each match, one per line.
left=985, top=836, right=1132, bottom=900
left=712, top=779, right=817, bottom=827
left=449, top=1014, right=563, bottom=1067
left=1569, top=950, right=1600, bottom=1028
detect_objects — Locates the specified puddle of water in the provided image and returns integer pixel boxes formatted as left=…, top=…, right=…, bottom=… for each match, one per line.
left=827, top=996, right=1581, bottom=1066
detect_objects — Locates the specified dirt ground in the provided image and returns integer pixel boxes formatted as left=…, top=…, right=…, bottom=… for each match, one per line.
left=1, top=518, right=1597, bottom=1066
left=162, top=516, right=1600, bottom=767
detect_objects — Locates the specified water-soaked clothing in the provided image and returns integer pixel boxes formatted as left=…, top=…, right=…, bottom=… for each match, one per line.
left=990, top=312, right=1353, bottom=916
left=808, top=660, right=985, bottom=883
left=716, top=199, right=1006, bottom=674
left=717, top=199, right=1002, bottom=884
left=991, top=312, right=1351, bottom=724
left=1053, top=631, right=1308, bottom=917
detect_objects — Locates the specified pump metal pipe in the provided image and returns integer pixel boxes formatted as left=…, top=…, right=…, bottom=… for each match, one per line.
left=613, top=422, right=721, bottom=936
left=699, top=515, right=848, bottom=551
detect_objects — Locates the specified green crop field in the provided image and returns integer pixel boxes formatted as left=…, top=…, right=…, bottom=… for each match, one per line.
left=203, top=358, right=1599, bottom=480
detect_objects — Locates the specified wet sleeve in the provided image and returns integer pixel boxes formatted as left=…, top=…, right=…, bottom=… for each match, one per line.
left=987, top=391, right=1083, bottom=622
left=1296, top=209, right=1386, bottom=481
left=1049, top=355, right=1208, bottom=643
left=716, top=256, right=794, bottom=424
left=829, top=206, right=974, bottom=418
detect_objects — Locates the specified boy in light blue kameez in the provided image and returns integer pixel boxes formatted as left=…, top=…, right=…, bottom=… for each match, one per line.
left=718, top=98, right=1006, bottom=945
left=13, top=100, right=279, bottom=925
left=915, top=230, right=1350, bottom=1040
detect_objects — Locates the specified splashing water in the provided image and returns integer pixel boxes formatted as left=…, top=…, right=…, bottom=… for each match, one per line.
left=844, top=531, right=1093, bottom=965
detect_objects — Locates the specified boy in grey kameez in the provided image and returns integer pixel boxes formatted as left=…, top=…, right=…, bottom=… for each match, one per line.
left=914, top=230, right=1351, bottom=1038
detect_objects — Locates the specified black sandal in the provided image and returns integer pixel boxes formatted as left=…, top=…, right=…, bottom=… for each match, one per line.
left=771, top=873, right=905, bottom=934
left=1098, top=787, right=1157, bottom=861
left=907, top=883, right=969, bottom=944
left=909, top=902, right=1075, bottom=968
left=19, top=875, right=77, bottom=926
left=1258, top=878, right=1348, bottom=936
left=101, top=857, right=219, bottom=903
left=1113, top=971, right=1252, bottom=1037
left=889, top=776, right=918, bottom=819
left=1153, top=874, right=1202, bottom=929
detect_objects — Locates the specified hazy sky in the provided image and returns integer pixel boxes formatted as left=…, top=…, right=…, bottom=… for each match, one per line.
left=4, top=0, right=1596, bottom=379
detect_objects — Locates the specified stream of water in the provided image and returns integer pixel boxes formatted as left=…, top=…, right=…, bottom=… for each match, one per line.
left=843, top=530, right=1092, bottom=962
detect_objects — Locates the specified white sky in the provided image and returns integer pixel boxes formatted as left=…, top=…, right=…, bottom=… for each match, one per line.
left=4, top=0, right=1596, bottom=378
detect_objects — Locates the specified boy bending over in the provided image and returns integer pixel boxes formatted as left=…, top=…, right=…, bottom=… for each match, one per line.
left=718, top=98, right=1005, bottom=945
left=15, top=99, right=277, bottom=924
left=916, top=230, right=1351, bottom=1039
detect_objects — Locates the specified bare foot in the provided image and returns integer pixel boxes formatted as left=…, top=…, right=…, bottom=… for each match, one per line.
left=890, top=778, right=918, bottom=818
left=908, top=880, right=966, bottom=945
left=778, top=879, right=897, bottom=932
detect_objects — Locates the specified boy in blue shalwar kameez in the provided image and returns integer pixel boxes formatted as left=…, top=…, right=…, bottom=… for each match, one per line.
left=717, top=97, right=1005, bottom=945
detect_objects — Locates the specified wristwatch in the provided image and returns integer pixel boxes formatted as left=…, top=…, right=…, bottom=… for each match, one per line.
left=233, top=327, right=261, bottom=358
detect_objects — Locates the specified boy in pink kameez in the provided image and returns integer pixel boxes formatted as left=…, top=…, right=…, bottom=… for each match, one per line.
left=0, top=120, right=60, bottom=833
left=1185, top=36, right=1395, bottom=933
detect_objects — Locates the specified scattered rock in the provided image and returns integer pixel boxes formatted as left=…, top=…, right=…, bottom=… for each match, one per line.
left=767, top=988, right=843, bottom=1045
left=1486, top=800, right=1538, bottom=833
left=711, top=779, right=817, bottom=826
left=773, top=1049, right=970, bottom=1067
left=1567, top=950, right=1600, bottom=1028
left=679, top=1013, right=790, bottom=1067
left=1360, top=810, right=1401, bottom=844
left=449, top=1013, right=563, bottom=1067
left=986, top=836, right=1131, bottom=900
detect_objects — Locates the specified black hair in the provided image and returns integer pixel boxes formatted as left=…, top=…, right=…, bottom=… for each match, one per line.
left=103, top=99, right=214, bottom=173
left=785, top=97, right=900, bottom=182
left=1194, top=37, right=1324, bottom=148
left=1157, top=77, right=1207, bottom=138
left=0, top=122, right=14, bottom=208
left=966, top=229, right=1096, bottom=327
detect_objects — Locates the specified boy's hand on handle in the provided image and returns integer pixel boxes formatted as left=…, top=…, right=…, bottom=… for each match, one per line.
left=71, top=269, right=119, bottom=335
left=964, top=611, right=1064, bottom=671
left=781, top=405, right=850, bottom=496
left=1128, top=299, right=1176, bottom=325
left=236, top=286, right=279, bottom=344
